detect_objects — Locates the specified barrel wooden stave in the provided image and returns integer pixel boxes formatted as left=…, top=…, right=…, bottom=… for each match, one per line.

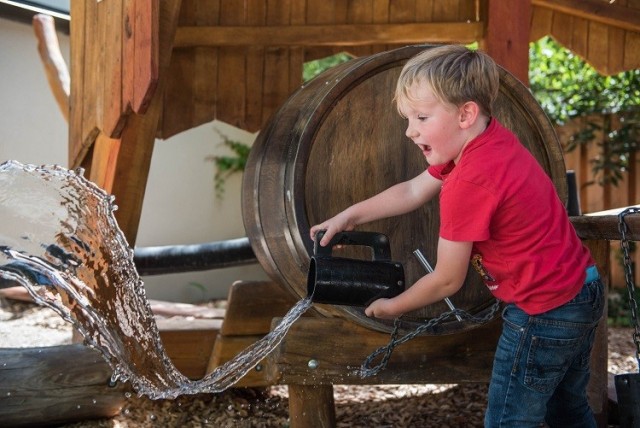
left=242, top=45, right=565, bottom=334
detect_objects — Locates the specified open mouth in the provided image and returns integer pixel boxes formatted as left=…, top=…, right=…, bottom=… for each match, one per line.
left=418, top=144, right=431, bottom=157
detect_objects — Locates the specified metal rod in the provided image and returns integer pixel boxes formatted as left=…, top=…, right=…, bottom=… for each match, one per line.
left=413, top=249, right=463, bottom=321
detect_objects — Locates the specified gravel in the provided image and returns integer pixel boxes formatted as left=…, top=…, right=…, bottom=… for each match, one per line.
left=1, top=298, right=638, bottom=427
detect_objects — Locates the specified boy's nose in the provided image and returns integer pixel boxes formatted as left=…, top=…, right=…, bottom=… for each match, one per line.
left=405, top=126, right=418, bottom=139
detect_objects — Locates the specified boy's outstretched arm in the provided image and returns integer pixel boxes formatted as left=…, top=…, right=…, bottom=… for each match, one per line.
left=310, top=170, right=442, bottom=246
left=365, top=238, right=472, bottom=319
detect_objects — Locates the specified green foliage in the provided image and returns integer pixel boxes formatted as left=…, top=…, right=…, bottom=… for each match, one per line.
left=187, top=281, right=207, bottom=301
left=608, top=287, right=640, bottom=327
left=302, top=52, right=353, bottom=82
left=529, top=37, right=640, bottom=186
left=206, top=137, right=251, bottom=199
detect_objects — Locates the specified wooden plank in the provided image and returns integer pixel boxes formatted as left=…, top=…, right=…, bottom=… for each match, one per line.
left=244, top=0, right=267, bottom=131
left=221, top=280, right=298, bottom=336
left=371, top=0, right=390, bottom=58
left=157, top=318, right=221, bottom=380
left=89, top=132, right=121, bottom=194
left=550, top=10, right=575, bottom=49
left=122, top=0, right=135, bottom=118
left=570, top=16, right=589, bottom=60
left=587, top=21, right=612, bottom=74
left=607, top=26, right=626, bottom=74
left=532, top=0, right=640, bottom=33
left=101, top=0, right=125, bottom=138
left=415, top=0, right=434, bottom=22
left=530, top=6, right=554, bottom=40
left=216, top=0, right=247, bottom=128
left=270, top=317, right=501, bottom=385
left=132, top=0, right=159, bottom=114
left=432, top=0, right=459, bottom=21
left=69, top=0, right=86, bottom=166
left=207, top=335, right=274, bottom=386
left=345, top=0, right=375, bottom=57
left=571, top=212, right=640, bottom=241
left=192, top=0, right=221, bottom=129
left=161, top=48, right=196, bottom=138
left=174, top=22, right=484, bottom=47
left=388, top=0, right=415, bottom=22
left=0, top=344, right=129, bottom=427
left=623, top=31, right=640, bottom=71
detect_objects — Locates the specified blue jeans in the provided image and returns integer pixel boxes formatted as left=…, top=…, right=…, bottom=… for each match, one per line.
left=485, top=274, right=604, bottom=427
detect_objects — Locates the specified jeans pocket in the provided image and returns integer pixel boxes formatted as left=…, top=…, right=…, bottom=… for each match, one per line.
left=524, top=334, right=582, bottom=394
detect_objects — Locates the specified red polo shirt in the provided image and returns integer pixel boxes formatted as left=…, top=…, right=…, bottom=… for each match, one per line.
left=428, top=118, right=593, bottom=315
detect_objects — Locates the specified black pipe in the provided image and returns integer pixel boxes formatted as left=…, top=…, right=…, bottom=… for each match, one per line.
left=133, top=237, right=257, bottom=276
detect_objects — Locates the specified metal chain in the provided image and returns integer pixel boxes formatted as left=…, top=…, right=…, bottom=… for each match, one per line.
left=618, top=207, right=640, bottom=372
left=359, top=299, right=502, bottom=377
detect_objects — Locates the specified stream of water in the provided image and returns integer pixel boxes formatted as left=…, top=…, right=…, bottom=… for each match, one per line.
left=0, top=160, right=312, bottom=399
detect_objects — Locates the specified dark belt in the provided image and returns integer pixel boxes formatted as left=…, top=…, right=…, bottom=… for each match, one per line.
left=584, top=265, right=600, bottom=284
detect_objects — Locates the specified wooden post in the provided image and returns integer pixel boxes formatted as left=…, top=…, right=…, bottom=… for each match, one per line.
left=585, top=239, right=610, bottom=427
left=288, top=384, right=336, bottom=428
left=483, top=0, right=532, bottom=85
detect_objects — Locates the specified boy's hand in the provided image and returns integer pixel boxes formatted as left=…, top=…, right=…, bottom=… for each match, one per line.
left=310, top=212, right=355, bottom=247
left=364, top=298, right=400, bottom=319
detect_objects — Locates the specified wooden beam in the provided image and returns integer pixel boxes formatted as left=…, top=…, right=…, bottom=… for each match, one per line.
left=173, top=22, right=484, bottom=48
left=484, top=0, right=531, bottom=85
left=532, top=0, right=640, bottom=33
left=269, top=317, right=500, bottom=385
left=571, top=214, right=640, bottom=241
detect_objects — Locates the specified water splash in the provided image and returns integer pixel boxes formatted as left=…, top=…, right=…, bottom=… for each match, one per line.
left=0, top=160, right=311, bottom=399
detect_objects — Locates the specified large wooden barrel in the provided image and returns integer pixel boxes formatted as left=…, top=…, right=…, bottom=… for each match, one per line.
left=242, top=45, right=566, bottom=334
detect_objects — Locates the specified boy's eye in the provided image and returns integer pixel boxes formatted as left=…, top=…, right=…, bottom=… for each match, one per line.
left=417, top=115, right=428, bottom=121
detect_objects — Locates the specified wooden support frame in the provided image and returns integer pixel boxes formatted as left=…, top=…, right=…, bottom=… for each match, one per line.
left=174, top=22, right=484, bottom=48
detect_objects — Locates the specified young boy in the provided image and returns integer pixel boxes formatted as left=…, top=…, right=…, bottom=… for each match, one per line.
left=310, top=45, right=604, bottom=427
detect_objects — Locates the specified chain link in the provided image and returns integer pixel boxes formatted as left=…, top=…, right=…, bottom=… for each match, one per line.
left=359, top=299, right=502, bottom=377
left=618, top=207, right=640, bottom=372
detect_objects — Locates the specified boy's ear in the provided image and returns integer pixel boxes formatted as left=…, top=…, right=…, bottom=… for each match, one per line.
left=459, top=101, right=480, bottom=129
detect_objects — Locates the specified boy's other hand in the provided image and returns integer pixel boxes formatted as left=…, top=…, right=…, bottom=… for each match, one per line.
left=365, top=298, right=399, bottom=319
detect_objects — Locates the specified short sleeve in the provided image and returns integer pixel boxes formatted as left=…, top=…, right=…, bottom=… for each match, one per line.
left=439, top=178, right=498, bottom=242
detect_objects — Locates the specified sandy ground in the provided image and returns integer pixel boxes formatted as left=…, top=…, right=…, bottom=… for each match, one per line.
left=1, top=298, right=638, bottom=427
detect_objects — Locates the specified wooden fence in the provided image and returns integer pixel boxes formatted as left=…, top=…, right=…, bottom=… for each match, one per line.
left=559, top=115, right=639, bottom=293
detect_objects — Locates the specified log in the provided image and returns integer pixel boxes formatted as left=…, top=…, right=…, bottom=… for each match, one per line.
left=0, top=344, right=129, bottom=427
left=33, top=14, right=70, bottom=122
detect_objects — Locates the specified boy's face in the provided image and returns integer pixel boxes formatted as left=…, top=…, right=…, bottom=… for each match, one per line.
left=399, top=83, right=468, bottom=166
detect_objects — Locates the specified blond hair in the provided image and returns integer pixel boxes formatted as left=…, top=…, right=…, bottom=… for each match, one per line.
left=395, top=45, right=500, bottom=117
